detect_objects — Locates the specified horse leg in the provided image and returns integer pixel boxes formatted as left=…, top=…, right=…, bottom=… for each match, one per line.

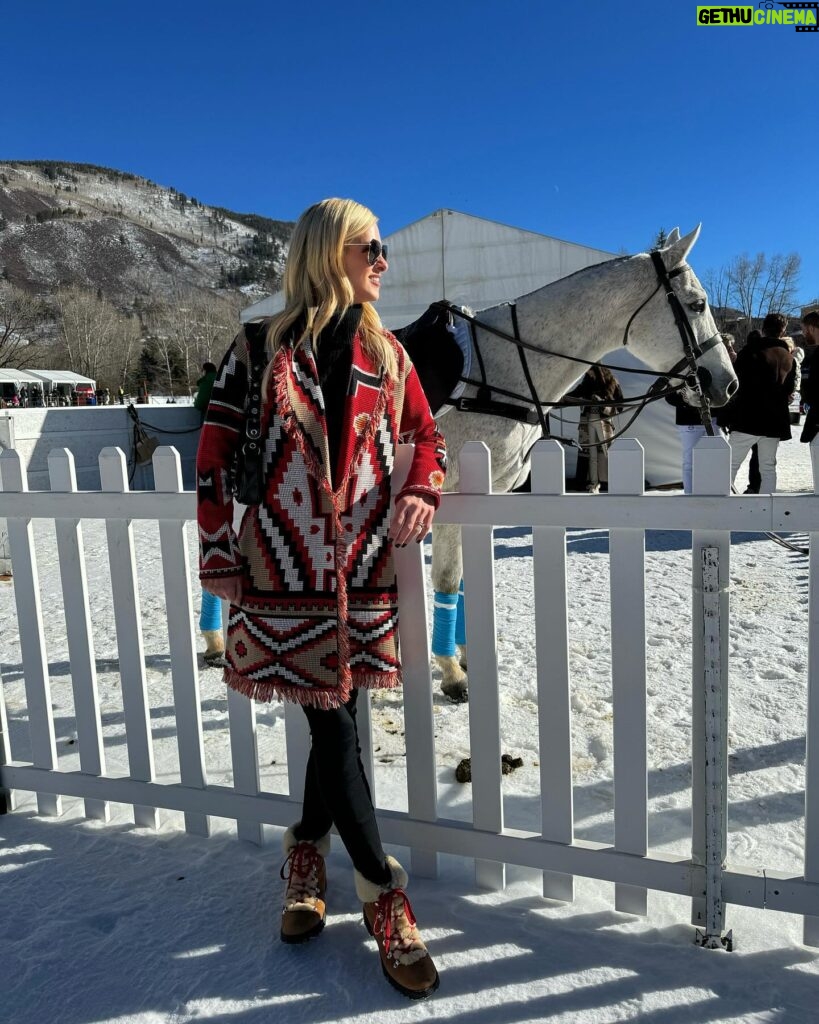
left=431, top=524, right=468, bottom=702
left=455, top=581, right=467, bottom=669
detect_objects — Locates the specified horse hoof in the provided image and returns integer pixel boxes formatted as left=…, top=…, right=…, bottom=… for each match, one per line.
left=441, top=679, right=469, bottom=704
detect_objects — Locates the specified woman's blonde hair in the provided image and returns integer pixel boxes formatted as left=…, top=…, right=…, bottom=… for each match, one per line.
left=263, top=198, right=396, bottom=390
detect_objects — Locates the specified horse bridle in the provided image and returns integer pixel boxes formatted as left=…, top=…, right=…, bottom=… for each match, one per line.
left=445, top=249, right=724, bottom=446
left=643, top=250, right=723, bottom=436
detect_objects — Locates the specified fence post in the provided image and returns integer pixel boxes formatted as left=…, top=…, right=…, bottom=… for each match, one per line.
left=48, top=448, right=109, bottom=823
left=227, top=683, right=263, bottom=845
left=394, top=445, right=439, bottom=879
left=459, top=441, right=505, bottom=891
left=154, top=446, right=209, bottom=837
left=691, top=436, right=732, bottom=949
left=0, top=411, right=15, bottom=576
left=531, top=439, right=574, bottom=902
left=0, top=661, right=14, bottom=813
left=0, top=448, right=62, bottom=817
left=99, top=446, right=159, bottom=830
left=695, top=544, right=732, bottom=949
left=804, top=438, right=819, bottom=945
left=609, top=438, right=648, bottom=916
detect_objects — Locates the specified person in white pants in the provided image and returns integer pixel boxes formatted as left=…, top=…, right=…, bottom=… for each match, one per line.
left=729, top=432, right=781, bottom=494
left=666, top=334, right=735, bottom=493
left=666, top=391, right=721, bottom=493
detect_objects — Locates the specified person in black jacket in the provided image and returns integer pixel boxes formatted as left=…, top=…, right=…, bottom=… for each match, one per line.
left=800, top=311, right=819, bottom=444
left=728, top=313, right=796, bottom=493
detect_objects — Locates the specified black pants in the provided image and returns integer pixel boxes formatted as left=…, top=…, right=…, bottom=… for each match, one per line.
left=293, top=689, right=391, bottom=887
left=747, top=444, right=761, bottom=493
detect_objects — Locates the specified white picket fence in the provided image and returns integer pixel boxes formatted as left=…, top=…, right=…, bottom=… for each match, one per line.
left=2, top=437, right=819, bottom=949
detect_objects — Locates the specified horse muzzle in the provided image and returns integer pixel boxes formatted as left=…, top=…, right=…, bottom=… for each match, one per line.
left=692, top=346, right=738, bottom=408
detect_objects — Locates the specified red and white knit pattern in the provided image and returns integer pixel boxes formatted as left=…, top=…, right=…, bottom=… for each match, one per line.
left=197, top=323, right=446, bottom=708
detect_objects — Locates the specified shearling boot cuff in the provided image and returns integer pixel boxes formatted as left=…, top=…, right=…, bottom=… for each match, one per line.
left=283, top=826, right=331, bottom=858
left=354, top=854, right=408, bottom=903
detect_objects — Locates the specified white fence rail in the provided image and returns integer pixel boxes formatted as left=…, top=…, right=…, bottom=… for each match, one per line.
left=2, top=439, right=819, bottom=948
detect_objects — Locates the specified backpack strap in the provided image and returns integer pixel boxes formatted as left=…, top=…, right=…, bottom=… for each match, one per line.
left=240, top=319, right=270, bottom=462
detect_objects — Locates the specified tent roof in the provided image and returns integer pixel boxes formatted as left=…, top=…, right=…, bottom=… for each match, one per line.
left=242, top=208, right=616, bottom=328
left=24, top=369, right=96, bottom=386
left=0, top=368, right=46, bottom=384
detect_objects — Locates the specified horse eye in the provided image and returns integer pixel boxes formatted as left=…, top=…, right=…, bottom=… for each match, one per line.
left=689, top=299, right=706, bottom=314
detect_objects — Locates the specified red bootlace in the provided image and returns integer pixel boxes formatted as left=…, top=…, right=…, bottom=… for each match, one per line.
left=280, top=843, right=322, bottom=894
left=373, top=888, right=417, bottom=956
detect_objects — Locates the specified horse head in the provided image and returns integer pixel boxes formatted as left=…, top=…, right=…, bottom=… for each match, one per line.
left=625, top=226, right=738, bottom=408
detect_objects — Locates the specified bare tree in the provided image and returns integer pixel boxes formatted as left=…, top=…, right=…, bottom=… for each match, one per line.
left=56, top=285, right=120, bottom=381
left=190, top=290, right=242, bottom=366
left=704, top=252, right=801, bottom=343
left=702, top=265, right=734, bottom=327
left=95, top=312, right=143, bottom=390
left=164, top=289, right=199, bottom=392
left=164, top=287, right=241, bottom=393
left=139, top=298, right=180, bottom=395
left=0, top=283, right=46, bottom=368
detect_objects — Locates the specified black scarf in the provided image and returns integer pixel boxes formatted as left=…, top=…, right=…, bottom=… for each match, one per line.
left=314, top=305, right=363, bottom=485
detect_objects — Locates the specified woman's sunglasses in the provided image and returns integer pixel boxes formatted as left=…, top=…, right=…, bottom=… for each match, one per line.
left=344, top=239, right=388, bottom=265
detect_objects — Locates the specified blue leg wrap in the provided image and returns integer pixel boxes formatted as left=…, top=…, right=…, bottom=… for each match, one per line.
left=432, top=590, right=459, bottom=657
left=455, top=580, right=466, bottom=646
left=199, top=588, right=223, bottom=632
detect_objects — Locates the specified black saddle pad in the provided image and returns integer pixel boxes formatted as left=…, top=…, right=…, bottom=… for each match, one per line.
left=393, top=303, right=465, bottom=416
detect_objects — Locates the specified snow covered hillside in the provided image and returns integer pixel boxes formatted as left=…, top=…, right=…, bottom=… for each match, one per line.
left=0, top=160, right=290, bottom=307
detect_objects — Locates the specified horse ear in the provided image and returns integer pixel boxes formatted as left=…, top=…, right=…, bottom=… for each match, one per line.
left=666, top=227, right=681, bottom=244
left=662, top=224, right=701, bottom=268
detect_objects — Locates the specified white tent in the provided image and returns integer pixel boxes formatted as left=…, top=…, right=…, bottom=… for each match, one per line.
left=24, top=369, right=97, bottom=393
left=0, top=368, right=45, bottom=390
left=242, top=209, right=683, bottom=486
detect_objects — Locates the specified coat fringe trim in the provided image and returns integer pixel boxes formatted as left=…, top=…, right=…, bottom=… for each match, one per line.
left=224, top=667, right=401, bottom=710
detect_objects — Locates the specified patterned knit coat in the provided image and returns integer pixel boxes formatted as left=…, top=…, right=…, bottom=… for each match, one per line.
left=196, top=320, right=447, bottom=709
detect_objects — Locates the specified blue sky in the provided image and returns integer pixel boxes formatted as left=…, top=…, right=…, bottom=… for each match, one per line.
left=3, top=0, right=818, bottom=304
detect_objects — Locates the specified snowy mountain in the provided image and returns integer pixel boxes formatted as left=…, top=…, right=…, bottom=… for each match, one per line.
left=0, top=160, right=292, bottom=308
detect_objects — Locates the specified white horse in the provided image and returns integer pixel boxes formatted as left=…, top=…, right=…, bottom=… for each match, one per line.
left=429, top=225, right=737, bottom=700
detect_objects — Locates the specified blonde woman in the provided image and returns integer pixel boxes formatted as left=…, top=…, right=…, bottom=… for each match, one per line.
left=196, top=198, right=445, bottom=999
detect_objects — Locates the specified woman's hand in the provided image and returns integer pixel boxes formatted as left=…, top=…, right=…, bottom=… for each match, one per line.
left=389, top=493, right=436, bottom=547
left=202, top=576, right=243, bottom=604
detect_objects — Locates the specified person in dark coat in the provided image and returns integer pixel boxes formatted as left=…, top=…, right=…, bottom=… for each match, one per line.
left=799, top=311, right=819, bottom=444
left=741, top=331, right=802, bottom=493
left=566, top=364, right=624, bottom=492
left=728, top=313, right=796, bottom=493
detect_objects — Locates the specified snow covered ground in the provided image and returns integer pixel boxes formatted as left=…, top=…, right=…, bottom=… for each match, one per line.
left=2, top=439, right=818, bottom=1023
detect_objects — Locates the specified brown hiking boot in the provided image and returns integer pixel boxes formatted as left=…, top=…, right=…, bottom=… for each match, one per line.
left=356, top=856, right=439, bottom=1000
left=279, top=828, right=329, bottom=944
